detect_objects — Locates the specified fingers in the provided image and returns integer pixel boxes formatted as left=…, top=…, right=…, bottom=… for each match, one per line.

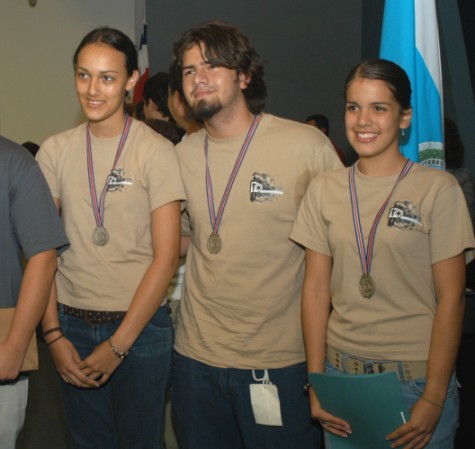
left=79, top=364, right=111, bottom=385
left=53, top=338, right=122, bottom=388
left=318, top=419, right=352, bottom=438
left=59, top=365, right=101, bottom=388
left=387, top=427, right=433, bottom=449
left=310, top=406, right=352, bottom=438
left=386, top=399, right=440, bottom=449
left=51, top=338, right=101, bottom=388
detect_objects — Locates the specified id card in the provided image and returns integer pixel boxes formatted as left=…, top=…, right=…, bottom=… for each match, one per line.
left=249, top=370, right=283, bottom=426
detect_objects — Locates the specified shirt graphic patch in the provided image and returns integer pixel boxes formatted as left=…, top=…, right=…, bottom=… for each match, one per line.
left=106, top=168, right=132, bottom=192
left=250, top=172, right=284, bottom=203
left=387, top=200, right=422, bottom=229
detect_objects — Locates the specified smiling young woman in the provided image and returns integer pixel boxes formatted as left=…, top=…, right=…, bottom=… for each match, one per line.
left=36, top=27, right=185, bottom=449
left=344, top=76, right=411, bottom=175
left=291, top=59, right=475, bottom=449
left=74, top=43, right=138, bottom=136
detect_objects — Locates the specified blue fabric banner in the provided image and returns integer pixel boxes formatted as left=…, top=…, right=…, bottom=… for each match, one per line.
left=380, top=0, right=444, bottom=169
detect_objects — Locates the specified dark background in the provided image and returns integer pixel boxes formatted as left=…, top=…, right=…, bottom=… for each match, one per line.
left=145, top=0, right=475, bottom=171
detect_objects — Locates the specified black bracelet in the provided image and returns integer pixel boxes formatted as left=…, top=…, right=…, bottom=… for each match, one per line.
left=47, top=334, right=64, bottom=346
left=43, top=326, right=61, bottom=338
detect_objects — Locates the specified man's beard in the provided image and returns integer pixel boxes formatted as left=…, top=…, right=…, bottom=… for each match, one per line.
left=192, top=98, right=223, bottom=121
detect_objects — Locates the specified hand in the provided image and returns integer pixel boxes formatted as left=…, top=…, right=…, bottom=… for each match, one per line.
left=386, top=396, right=442, bottom=448
left=78, top=340, right=123, bottom=386
left=49, top=336, right=100, bottom=388
left=309, top=389, right=352, bottom=437
left=0, top=342, right=24, bottom=381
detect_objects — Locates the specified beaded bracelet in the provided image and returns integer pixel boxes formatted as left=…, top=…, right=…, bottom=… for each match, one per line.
left=108, top=337, right=129, bottom=360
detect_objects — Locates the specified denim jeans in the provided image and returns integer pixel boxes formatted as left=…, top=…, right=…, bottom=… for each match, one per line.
left=171, top=352, right=321, bottom=449
left=58, top=305, right=173, bottom=449
left=324, top=357, right=459, bottom=449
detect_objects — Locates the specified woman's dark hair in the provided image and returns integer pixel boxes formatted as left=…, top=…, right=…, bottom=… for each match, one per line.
left=172, top=20, right=267, bottom=114
left=344, top=58, right=412, bottom=111
left=73, top=27, right=138, bottom=75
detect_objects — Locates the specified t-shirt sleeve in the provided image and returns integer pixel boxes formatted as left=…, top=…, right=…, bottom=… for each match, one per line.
left=36, top=137, right=60, bottom=199
left=290, top=176, right=332, bottom=256
left=430, top=176, right=475, bottom=265
left=11, top=153, right=69, bottom=259
left=315, top=135, right=344, bottom=174
left=144, top=138, right=186, bottom=212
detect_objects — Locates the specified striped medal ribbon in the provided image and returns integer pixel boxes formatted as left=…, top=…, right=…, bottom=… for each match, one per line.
left=349, top=159, right=413, bottom=298
left=86, top=114, right=132, bottom=246
left=205, top=114, right=262, bottom=254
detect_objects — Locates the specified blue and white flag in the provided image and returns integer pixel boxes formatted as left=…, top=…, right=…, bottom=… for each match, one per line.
left=380, top=0, right=444, bottom=169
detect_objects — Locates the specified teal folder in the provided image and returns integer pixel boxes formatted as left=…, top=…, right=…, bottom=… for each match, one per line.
left=309, top=372, right=410, bottom=449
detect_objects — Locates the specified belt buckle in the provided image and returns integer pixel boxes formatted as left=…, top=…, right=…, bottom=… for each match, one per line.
left=371, top=361, right=404, bottom=382
left=365, top=362, right=392, bottom=375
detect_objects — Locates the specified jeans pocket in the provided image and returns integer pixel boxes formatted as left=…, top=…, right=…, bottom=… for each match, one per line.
left=406, top=378, right=426, bottom=396
left=131, top=308, right=173, bottom=358
left=58, top=311, right=69, bottom=334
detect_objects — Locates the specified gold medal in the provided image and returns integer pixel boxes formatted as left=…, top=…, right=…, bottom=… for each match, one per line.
left=92, top=226, right=109, bottom=246
left=359, top=273, right=375, bottom=299
left=207, top=233, right=222, bottom=254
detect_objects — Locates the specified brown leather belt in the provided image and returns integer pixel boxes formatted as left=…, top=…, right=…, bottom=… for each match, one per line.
left=59, top=304, right=126, bottom=325
left=326, top=345, right=427, bottom=382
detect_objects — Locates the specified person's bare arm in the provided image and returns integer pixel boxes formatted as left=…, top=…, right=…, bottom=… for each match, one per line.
left=387, top=253, right=465, bottom=449
left=0, top=250, right=57, bottom=380
left=302, top=248, right=351, bottom=436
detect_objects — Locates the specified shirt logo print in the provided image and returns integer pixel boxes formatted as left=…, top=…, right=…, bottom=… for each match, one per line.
left=106, top=168, right=132, bottom=192
left=387, top=200, right=422, bottom=229
left=250, top=172, right=284, bottom=203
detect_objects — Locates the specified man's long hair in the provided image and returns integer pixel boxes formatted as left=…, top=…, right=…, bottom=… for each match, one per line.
left=172, top=20, right=266, bottom=114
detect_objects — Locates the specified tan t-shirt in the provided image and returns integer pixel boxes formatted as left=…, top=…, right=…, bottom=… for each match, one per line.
left=175, top=113, right=342, bottom=369
left=37, top=119, right=185, bottom=311
left=291, top=163, right=475, bottom=361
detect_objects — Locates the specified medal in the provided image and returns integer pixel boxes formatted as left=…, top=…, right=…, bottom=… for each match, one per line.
left=349, top=159, right=413, bottom=298
left=86, top=114, right=132, bottom=247
left=359, top=273, right=375, bottom=299
left=207, top=233, right=222, bottom=254
left=92, top=226, right=109, bottom=246
left=204, top=114, right=262, bottom=254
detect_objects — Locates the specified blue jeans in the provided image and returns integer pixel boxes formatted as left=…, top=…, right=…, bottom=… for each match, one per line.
left=58, top=305, right=173, bottom=449
left=324, top=358, right=459, bottom=449
left=171, top=352, right=321, bottom=449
